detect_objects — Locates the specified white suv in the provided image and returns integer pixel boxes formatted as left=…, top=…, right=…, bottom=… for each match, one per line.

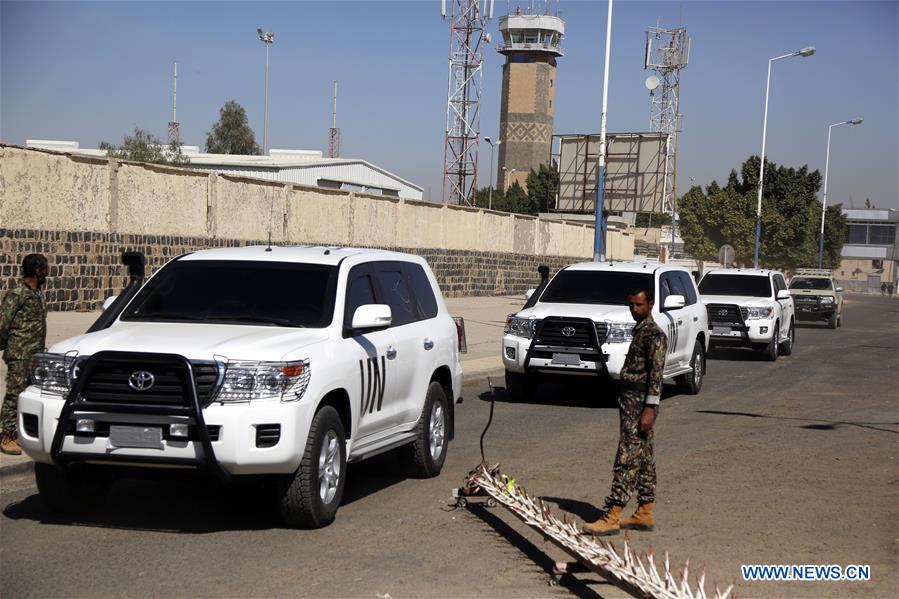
left=501, top=262, right=709, bottom=400
left=18, top=246, right=463, bottom=528
left=698, top=268, right=795, bottom=361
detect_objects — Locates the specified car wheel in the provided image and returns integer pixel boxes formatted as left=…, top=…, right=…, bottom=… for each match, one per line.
left=34, top=463, right=109, bottom=513
left=837, top=312, right=842, bottom=328
left=827, top=313, right=838, bottom=329
left=779, top=319, right=795, bottom=356
left=505, top=370, right=535, bottom=402
left=278, top=405, right=346, bottom=528
left=676, top=340, right=705, bottom=395
left=762, top=321, right=779, bottom=361
left=403, top=381, right=449, bottom=478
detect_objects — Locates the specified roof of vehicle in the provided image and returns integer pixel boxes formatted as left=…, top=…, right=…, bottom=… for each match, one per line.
left=702, top=268, right=780, bottom=278
left=178, top=245, right=419, bottom=266
left=565, top=261, right=688, bottom=274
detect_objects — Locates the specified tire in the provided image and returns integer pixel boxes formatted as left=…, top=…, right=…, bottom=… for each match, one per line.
left=837, top=312, right=842, bottom=328
left=676, top=340, right=705, bottom=395
left=34, top=462, right=109, bottom=513
left=779, top=319, right=795, bottom=356
left=505, top=370, right=535, bottom=402
left=827, top=313, right=838, bottom=329
left=403, top=381, right=449, bottom=478
left=278, top=405, right=347, bottom=528
left=761, top=322, right=779, bottom=361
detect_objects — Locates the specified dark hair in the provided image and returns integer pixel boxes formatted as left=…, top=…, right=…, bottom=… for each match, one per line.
left=21, top=254, right=48, bottom=277
left=627, top=286, right=654, bottom=302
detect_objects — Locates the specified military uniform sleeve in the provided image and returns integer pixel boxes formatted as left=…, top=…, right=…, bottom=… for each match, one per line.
left=0, top=289, right=25, bottom=352
left=644, top=332, right=668, bottom=406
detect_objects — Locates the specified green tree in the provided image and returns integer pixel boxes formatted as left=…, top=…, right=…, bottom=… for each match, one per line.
left=100, top=127, right=190, bottom=166
left=205, top=100, right=261, bottom=155
left=525, top=162, right=559, bottom=213
left=678, top=156, right=845, bottom=269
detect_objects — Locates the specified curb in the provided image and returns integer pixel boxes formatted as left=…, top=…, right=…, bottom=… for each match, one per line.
left=0, top=457, right=34, bottom=477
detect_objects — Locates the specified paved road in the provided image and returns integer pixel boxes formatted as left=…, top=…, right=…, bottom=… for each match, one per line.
left=1, top=295, right=896, bottom=598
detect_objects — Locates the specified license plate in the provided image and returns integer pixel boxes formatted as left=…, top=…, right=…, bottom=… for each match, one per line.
left=800, top=307, right=813, bottom=312
left=712, top=326, right=732, bottom=335
left=109, top=425, right=164, bottom=449
left=551, top=353, right=581, bottom=365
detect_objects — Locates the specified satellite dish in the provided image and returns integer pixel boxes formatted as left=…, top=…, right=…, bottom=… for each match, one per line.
left=718, top=244, right=736, bottom=268
left=645, top=75, right=660, bottom=91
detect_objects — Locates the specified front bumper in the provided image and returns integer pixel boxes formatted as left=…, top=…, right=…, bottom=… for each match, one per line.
left=709, top=318, right=776, bottom=346
left=501, top=333, right=627, bottom=379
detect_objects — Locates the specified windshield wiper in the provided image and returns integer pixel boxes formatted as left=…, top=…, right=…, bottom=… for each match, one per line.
left=211, top=314, right=301, bottom=327
left=126, top=312, right=211, bottom=322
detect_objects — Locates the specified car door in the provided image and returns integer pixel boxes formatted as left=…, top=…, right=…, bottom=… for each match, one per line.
left=773, top=274, right=793, bottom=339
left=343, top=264, right=400, bottom=440
left=661, top=271, right=690, bottom=367
left=674, top=271, right=704, bottom=352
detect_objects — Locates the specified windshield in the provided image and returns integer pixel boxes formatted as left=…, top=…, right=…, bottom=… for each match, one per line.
left=790, top=277, right=832, bottom=291
left=698, top=274, right=772, bottom=298
left=539, top=271, right=653, bottom=306
left=121, top=260, right=338, bottom=327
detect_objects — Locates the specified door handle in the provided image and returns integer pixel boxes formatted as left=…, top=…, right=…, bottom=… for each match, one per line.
left=386, top=346, right=397, bottom=360
left=677, top=319, right=683, bottom=325
left=693, top=316, right=699, bottom=322
left=423, top=338, right=434, bottom=350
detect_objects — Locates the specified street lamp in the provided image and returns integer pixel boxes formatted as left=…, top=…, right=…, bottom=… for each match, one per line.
left=257, top=28, right=275, bottom=155
left=485, top=137, right=501, bottom=210
left=818, top=118, right=863, bottom=268
left=753, top=46, right=815, bottom=268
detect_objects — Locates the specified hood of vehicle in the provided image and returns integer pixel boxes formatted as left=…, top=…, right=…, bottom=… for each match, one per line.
left=700, top=295, right=774, bottom=308
left=48, top=321, right=330, bottom=362
left=515, top=302, right=635, bottom=323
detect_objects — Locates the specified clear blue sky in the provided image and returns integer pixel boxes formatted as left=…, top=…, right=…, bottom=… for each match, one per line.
left=2, top=1, right=896, bottom=208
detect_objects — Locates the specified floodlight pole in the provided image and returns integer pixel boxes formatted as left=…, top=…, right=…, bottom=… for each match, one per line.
left=753, top=47, right=815, bottom=269
left=594, top=0, right=613, bottom=262
left=485, top=137, right=500, bottom=210
left=258, top=29, right=275, bottom=154
left=818, top=118, right=862, bottom=268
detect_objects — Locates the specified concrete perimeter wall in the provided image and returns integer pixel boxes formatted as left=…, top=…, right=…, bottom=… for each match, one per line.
left=1, top=145, right=633, bottom=310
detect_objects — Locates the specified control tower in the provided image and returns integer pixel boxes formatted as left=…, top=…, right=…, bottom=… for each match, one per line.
left=496, top=7, right=564, bottom=191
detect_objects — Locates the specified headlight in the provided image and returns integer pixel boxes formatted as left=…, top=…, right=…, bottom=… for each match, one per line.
left=606, top=322, right=635, bottom=343
left=820, top=296, right=834, bottom=304
left=504, top=315, right=539, bottom=339
left=30, top=352, right=79, bottom=395
left=746, top=306, right=775, bottom=319
left=215, top=360, right=310, bottom=403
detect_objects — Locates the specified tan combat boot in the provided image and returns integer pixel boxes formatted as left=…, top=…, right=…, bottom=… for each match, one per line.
left=581, top=505, right=622, bottom=536
left=621, top=502, right=655, bottom=531
left=1, top=434, right=22, bottom=456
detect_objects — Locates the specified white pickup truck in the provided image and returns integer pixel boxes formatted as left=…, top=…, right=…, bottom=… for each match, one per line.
left=18, top=246, right=464, bottom=528
left=698, top=268, right=795, bottom=361
left=501, top=262, right=709, bottom=401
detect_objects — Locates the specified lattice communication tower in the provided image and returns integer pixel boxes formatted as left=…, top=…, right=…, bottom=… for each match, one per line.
left=441, top=0, right=494, bottom=205
left=328, top=81, right=340, bottom=158
left=168, top=61, right=180, bottom=145
left=644, top=26, right=689, bottom=217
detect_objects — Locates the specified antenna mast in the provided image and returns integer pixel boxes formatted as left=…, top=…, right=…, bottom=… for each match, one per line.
left=328, top=81, right=341, bottom=158
left=441, top=0, right=493, bottom=205
left=168, top=61, right=180, bottom=144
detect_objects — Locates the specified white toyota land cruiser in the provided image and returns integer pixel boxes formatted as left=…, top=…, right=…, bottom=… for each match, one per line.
left=698, top=268, right=795, bottom=361
left=501, top=262, right=709, bottom=401
left=18, top=246, right=463, bottom=528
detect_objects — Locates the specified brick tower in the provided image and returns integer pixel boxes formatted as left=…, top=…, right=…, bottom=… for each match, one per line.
left=496, top=9, right=564, bottom=191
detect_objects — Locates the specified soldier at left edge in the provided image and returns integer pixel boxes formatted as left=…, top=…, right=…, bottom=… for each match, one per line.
left=1, top=253, right=49, bottom=455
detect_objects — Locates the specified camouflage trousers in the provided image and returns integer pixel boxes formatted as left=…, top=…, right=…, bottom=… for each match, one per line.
left=2, top=359, right=29, bottom=437
left=604, top=389, right=656, bottom=508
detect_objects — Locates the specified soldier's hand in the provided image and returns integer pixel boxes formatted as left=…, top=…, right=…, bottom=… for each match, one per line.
left=638, top=407, right=656, bottom=434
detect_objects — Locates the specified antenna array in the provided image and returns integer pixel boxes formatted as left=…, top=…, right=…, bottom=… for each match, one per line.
left=168, top=61, right=180, bottom=145
left=328, top=81, right=341, bottom=159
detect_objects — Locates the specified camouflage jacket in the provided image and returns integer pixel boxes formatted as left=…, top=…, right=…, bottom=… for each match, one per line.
left=620, top=315, right=667, bottom=406
left=0, top=280, right=47, bottom=361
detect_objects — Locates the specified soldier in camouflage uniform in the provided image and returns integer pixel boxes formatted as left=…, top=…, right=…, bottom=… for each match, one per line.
left=583, top=285, right=667, bottom=536
left=1, top=254, right=49, bottom=455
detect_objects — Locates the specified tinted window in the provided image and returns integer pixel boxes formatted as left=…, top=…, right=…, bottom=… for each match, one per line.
left=675, top=272, right=698, bottom=304
left=698, top=274, right=772, bottom=298
left=121, top=260, right=337, bottom=327
left=376, top=266, right=416, bottom=327
left=405, top=263, right=438, bottom=319
left=790, top=277, right=832, bottom=290
left=658, top=274, right=672, bottom=305
left=540, top=271, right=653, bottom=306
left=664, top=273, right=688, bottom=305
left=345, top=272, right=377, bottom=330
left=774, top=275, right=787, bottom=292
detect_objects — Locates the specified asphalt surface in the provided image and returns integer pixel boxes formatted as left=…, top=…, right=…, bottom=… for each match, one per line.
left=1, top=294, right=896, bottom=598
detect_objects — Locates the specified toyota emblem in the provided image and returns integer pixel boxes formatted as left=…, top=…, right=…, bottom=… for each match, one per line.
left=561, top=326, right=577, bottom=337
left=717, top=309, right=729, bottom=317
left=128, top=370, right=156, bottom=391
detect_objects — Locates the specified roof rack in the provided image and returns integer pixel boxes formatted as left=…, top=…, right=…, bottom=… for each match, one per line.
left=793, top=268, right=832, bottom=276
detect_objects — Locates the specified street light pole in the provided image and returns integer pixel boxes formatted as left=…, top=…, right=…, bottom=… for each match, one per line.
left=485, top=137, right=501, bottom=210
left=594, top=0, right=614, bottom=262
left=753, top=46, right=815, bottom=269
left=258, top=28, right=275, bottom=155
left=818, top=118, right=863, bottom=268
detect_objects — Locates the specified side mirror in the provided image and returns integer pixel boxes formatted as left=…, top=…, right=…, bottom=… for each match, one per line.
left=102, top=295, right=118, bottom=311
left=524, top=288, right=536, bottom=301
left=663, top=295, right=685, bottom=310
left=776, top=289, right=791, bottom=300
left=835, top=287, right=843, bottom=293
left=351, top=304, right=392, bottom=330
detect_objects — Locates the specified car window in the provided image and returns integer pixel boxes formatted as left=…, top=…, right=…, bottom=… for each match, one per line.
left=658, top=274, right=672, bottom=306
left=773, top=275, right=786, bottom=293
left=374, top=263, right=417, bottom=327
left=698, top=274, right=773, bottom=298
left=675, top=272, right=698, bottom=305
left=663, top=273, right=688, bottom=306
left=405, top=263, right=438, bottom=319
left=539, top=271, right=653, bottom=305
left=790, top=277, right=832, bottom=290
left=344, top=268, right=377, bottom=332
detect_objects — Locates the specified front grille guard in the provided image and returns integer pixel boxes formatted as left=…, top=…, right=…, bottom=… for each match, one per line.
left=524, top=317, right=609, bottom=378
left=50, top=351, right=230, bottom=482
left=707, top=304, right=748, bottom=330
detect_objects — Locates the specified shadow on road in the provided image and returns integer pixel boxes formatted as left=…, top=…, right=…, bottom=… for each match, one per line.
left=706, top=347, right=768, bottom=362
left=480, top=382, right=682, bottom=408
left=541, top=496, right=603, bottom=523
left=696, top=409, right=899, bottom=434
